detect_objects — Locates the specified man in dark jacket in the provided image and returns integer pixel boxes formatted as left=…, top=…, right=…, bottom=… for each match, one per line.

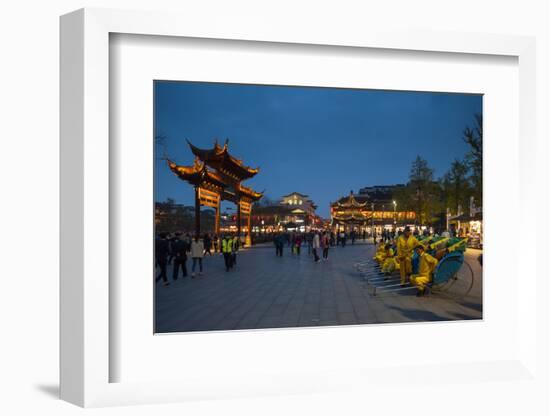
left=166, top=233, right=176, bottom=265
left=155, top=232, right=170, bottom=286
left=171, top=232, right=189, bottom=280
left=274, top=232, right=284, bottom=257
left=203, top=233, right=212, bottom=256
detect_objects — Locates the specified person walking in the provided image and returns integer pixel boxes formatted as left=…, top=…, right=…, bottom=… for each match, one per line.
left=295, top=234, right=302, bottom=255
left=184, top=233, right=192, bottom=249
left=166, top=233, right=176, bottom=265
left=306, top=232, right=312, bottom=255
left=321, top=231, right=330, bottom=261
left=203, top=233, right=212, bottom=256
left=231, top=234, right=239, bottom=268
left=312, top=231, right=320, bottom=262
left=274, top=232, right=284, bottom=257
left=155, top=233, right=170, bottom=286
left=221, top=234, right=233, bottom=271
left=190, top=235, right=204, bottom=277
left=213, top=234, right=219, bottom=253
left=340, top=231, right=346, bottom=247
left=171, top=232, right=189, bottom=281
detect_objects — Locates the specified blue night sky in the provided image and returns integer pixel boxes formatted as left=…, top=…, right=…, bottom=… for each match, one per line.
left=154, top=81, right=482, bottom=218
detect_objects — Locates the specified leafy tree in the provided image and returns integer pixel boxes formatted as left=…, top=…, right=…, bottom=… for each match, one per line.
left=394, top=156, right=443, bottom=226
left=409, top=155, right=434, bottom=183
left=155, top=198, right=220, bottom=234
left=155, top=198, right=193, bottom=233
left=441, top=159, right=471, bottom=214
left=392, top=185, right=415, bottom=212
left=408, top=156, right=441, bottom=225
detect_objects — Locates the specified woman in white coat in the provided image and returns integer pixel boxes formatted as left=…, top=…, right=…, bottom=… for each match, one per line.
left=190, top=235, right=204, bottom=277
left=312, top=232, right=320, bottom=263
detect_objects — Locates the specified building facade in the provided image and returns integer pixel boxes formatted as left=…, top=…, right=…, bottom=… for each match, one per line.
left=331, top=187, right=416, bottom=233
left=251, top=192, right=322, bottom=233
left=280, top=192, right=317, bottom=214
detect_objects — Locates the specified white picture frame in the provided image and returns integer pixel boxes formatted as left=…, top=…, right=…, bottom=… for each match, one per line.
left=60, top=8, right=537, bottom=408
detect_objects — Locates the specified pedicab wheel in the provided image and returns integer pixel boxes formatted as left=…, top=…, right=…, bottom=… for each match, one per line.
left=432, top=260, right=474, bottom=301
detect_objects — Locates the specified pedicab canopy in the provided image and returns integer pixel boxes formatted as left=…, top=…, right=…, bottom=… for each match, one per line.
left=432, top=251, right=465, bottom=285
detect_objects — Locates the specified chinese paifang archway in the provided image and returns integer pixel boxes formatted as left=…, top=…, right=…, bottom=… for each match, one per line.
left=167, top=139, right=263, bottom=245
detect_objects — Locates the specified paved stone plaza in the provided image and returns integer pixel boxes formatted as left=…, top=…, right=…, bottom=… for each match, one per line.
left=155, top=242, right=482, bottom=333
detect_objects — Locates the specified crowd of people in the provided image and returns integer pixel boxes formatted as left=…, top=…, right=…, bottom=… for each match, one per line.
left=272, top=229, right=360, bottom=262
left=155, top=232, right=242, bottom=286
left=156, top=228, right=354, bottom=285
left=156, top=225, right=471, bottom=292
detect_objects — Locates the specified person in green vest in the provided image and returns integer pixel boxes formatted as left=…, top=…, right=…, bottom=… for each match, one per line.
left=221, top=234, right=233, bottom=272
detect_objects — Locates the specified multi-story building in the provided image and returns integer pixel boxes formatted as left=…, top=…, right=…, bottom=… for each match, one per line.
left=251, top=192, right=322, bottom=233
left=279, top=192, right=317, bottom=214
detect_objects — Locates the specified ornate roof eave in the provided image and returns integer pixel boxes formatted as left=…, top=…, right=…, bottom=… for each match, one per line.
left=337, top=202, right=368, bottom=208
left=339, top=198, right=368, bottom=209
left=334, top=213, right=367, bottom=219
left=186, top=139, right=260, bottom=179
left=281, top=192, right=310, bottom=198
left=333, top=215, right=368, bottom=223
left=167, top=158, right=226, bottom=190
left=332, top=191, right=368, bottom=209
left=238, top=184, right=264, bottom=202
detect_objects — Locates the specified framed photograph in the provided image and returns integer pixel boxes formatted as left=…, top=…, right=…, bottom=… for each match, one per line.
left=60, top=8, right=537, bottom=407
left=152, top=80, right=483, bottom=334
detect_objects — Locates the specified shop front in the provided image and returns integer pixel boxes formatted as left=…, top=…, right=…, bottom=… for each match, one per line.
left=448, top=212, right=483, bottom=249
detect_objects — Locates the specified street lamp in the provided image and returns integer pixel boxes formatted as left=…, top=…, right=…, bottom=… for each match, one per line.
left=371, top=202, right=375, bottom=237
left=393, top=200, right=397, bottom=225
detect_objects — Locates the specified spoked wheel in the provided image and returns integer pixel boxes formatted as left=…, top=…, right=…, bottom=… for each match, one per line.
left=431, top=260, right=474, bottom=300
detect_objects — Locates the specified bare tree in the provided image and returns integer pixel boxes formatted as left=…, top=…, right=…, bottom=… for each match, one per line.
left=463, top=114, right=482, bottom=203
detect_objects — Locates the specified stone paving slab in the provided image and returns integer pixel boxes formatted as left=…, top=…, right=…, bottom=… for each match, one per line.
left=155, top=242, right=482, bottom=333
